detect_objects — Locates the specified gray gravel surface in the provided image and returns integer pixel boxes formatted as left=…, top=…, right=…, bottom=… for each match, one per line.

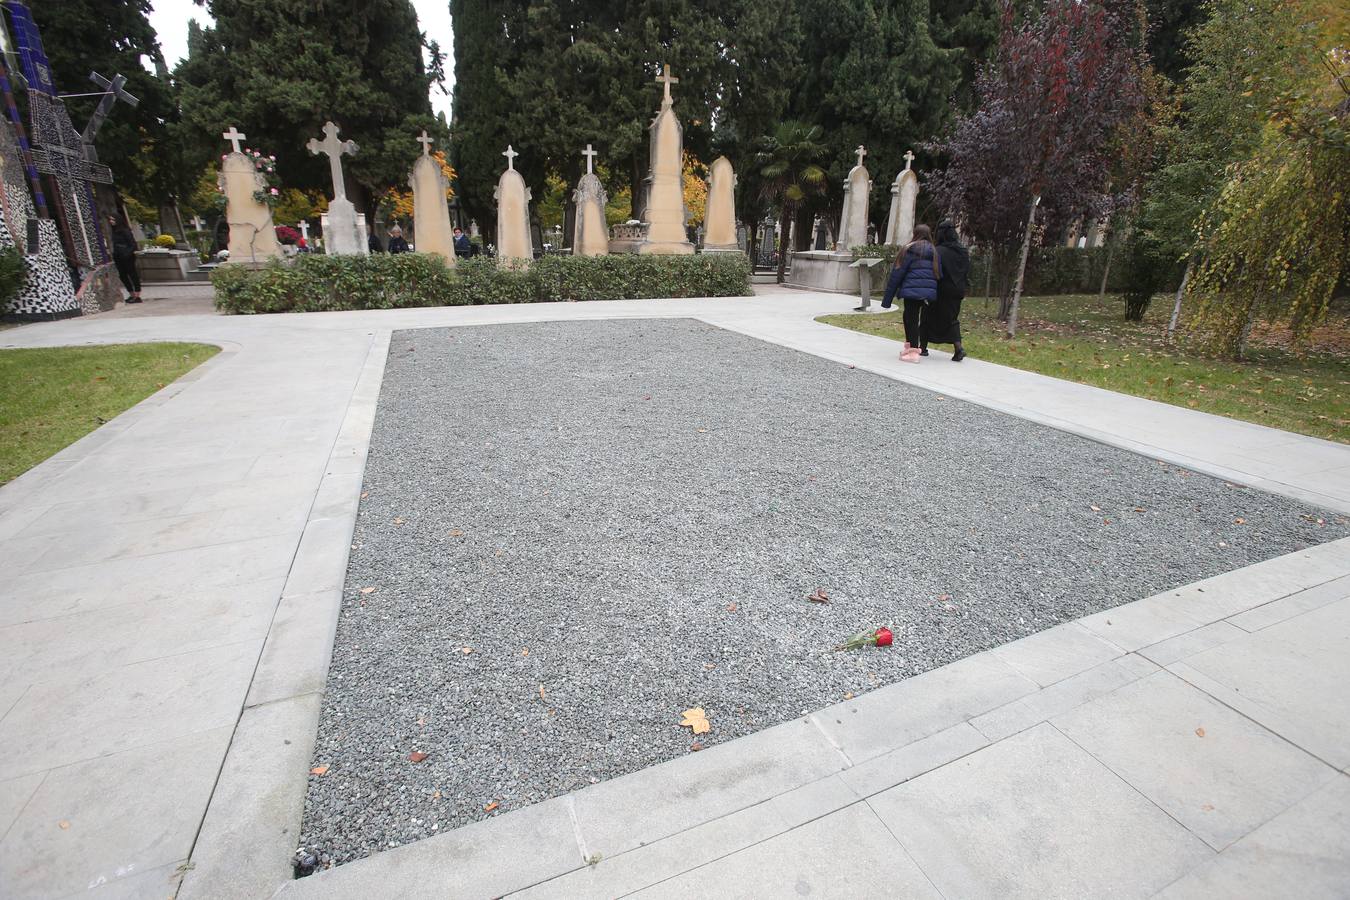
left=301, top=318, right=1347, bottom=866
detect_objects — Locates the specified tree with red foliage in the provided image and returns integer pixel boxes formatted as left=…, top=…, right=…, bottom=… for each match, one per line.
left=929, top=0, right=1149, bottom=336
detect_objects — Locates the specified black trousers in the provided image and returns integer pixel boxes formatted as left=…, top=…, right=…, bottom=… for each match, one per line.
left=114, top=253, right=140, bottom=294
left=903, top=298, right=924, bottom=346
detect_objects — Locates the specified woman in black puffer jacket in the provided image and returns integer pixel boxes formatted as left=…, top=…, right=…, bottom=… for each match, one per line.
left=880, top=223, right=940, bottom=362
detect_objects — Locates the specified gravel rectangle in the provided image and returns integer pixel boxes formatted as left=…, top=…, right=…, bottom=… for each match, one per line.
left=300, top=318, right=1346, bottom=867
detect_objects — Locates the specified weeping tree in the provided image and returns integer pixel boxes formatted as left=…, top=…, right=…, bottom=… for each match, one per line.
left=755, top=122, right=829, bottom=283
left=930, top=0, right=1149, bottom=336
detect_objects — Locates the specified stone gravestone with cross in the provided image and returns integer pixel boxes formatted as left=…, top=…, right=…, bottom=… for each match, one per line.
left=885, top=149, right=920, bottom=246
left=407, top=130, right=455, bottom=262
left=494, top=145, right=533, bottom=263
left=217, top=127, right=282, bottom=264
left=571, top=143, right=609, bottom=257
left=702, top=156, right=738, bottom=252
left=837, top=144, right=871, bottom=252
left=633, top=64, right=693, bottom=255
left=308, top=121, right=367, bottom=256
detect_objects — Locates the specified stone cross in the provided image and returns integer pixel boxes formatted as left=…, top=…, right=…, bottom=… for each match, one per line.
left=655, top=64, right=679, bottom=105
left=855, top=145, right=867, bottom=168
left=299, top=220, right=310, bottom=242
left=417, top=130, right=434, bottom=156
left=222, top=126, right=246, bottom=154
left=307, top=121, right=358, bottom=202
left=903, top=149, right=915, bottom=171
left=582, top=143, right=598, bottom=175
left=190, top=215, right=205, bottom=231
left=502, top=145, right=518, bottom=170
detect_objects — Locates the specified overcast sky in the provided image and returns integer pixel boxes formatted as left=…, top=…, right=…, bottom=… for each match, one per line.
left=146, top=0, right=456, bottom=119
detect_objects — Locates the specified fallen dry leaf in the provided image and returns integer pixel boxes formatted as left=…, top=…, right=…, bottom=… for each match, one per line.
left=393, top=517, right=406, bottom=525
left=696, top=428, right=708, bottom=433
left=937, top=593, right=952, bottom=602
left=433, top=790, right=442, bottom=801
left=1090, top=504, right=1102, bottom=512
left=1104, top=518, right=1112, bottom=525
left=1234, top=518, right=1246, bottom=525
left=409, top=751, right=429, bottom=763
left=703, top=663, right=716, bottom=670
left=726, top=602, right=737, bottom=613
left=844, top=692, right=854, bottom=700
left=807, top=589, right=830, bottom=604
left=360, top=491, right=369, bottom=499
left=310, top=765, right=329, bottom=776
left=359, top=586, right=377, bottom=595
left=680, top=707, right=712, bottom=735
left=449, top=529, right=465, bottom=537
left=539, top=684, right=546, bottom=701
left=690, top=742, right=704, bottom=752
left=1133, top=507, right=1146, bottom=512
left=1201, top=803, right=1215, bottom=811
left=521, top=648, right=529, bottom=656
left=1195, top=727, right=1206, bottom=738
left=460, top=647, right=473, bottom=655
left=483, top=801, right=499, bottom=813
left=58, top=820, right=70, bottom=830
left=416, top=715, right=426, bottom=726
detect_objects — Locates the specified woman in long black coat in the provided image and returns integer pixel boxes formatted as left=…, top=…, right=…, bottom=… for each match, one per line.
left=923, top=221, right=970, bottom=361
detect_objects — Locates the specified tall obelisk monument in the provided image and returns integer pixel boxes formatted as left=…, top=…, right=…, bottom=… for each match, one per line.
left=638, top=64, right=694, bottom=255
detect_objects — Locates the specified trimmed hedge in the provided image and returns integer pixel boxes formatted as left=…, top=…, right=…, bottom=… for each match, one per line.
left=212, top=252, right=752, bottom=314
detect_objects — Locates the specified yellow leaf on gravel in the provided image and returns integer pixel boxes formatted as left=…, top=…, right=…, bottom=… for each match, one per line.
left=310, top=765, right=329, bottom=776
left=360, top=587, right=377, bottom=595
left=680, top=707, right=711, bottom=735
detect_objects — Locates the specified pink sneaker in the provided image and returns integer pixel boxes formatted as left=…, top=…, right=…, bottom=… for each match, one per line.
left=899, top=342, right=921, bottom=363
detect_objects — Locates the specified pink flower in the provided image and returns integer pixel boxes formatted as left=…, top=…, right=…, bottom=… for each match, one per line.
left=270, top=188, right=279, bottom=196
left=269, top=155, right=275, bottom=161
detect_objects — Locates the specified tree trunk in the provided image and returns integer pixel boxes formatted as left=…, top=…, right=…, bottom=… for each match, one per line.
left=1098, top=228, right=1117, bottom=300
left=1166, top=254, right=1195, bottom=344
left=776, top=205, right=793, bottom=284
left=630, top=155, right=646, bottom=222
left=984, top=251, right=993, bottom=302
left=1006, top=195, right=1040, bottom=338
left=1234, top=291, right=1261, bottom=361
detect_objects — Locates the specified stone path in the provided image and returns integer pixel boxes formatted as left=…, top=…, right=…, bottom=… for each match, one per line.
left=0, top=291, right=1346, bottom=899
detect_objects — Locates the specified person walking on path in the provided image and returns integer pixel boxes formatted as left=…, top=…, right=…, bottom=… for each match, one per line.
left=387, top=225, right=411, bottom=254
left=925, top=221, right=970, bottom=362
left=109, top=215, right=142, bottom=304
left=880, top=223, right=940, bottom=362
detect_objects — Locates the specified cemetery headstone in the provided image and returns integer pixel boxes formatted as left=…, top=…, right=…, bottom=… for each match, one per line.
left=217, top=127, right=282, bottom=264
left=884, top=150, right=919, bottom=246
left=307, top=121, right=366, bottom=256
left=494, top=145, right=533, bottom=263
left=408, top=130, right=456, bottom=263
left=837, top=145, right=871, bottom=251
left=572, top=144, right=608, bottom=257
left=702, top=156, right=738, bottom=251
left=636, top=65, right=694, bottom=255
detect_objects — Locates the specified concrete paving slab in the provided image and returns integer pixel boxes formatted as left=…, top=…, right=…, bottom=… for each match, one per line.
left=1155, top=775, right=1350, bottom=899
left=1228, top=574, right=1350, bottom=632
left=1078, top=594, right=1208, bottom=652
left=989, top=621, right=1125, bottom=687
left=244, top=589, right=341, bottom=708
left=516, top=775, right=859, bottom=899
left=570, top=716, right=849, bottom=859
left=970, top=655, right=1156, bottom=742
left=838, top=722, right=989, bottom=797
left=82, top=861, right=183, bottom=899
left=0, top=726, right=231, bottom=900
left=1139, top=621, right=1248, bottom=666
left=0, top=772, right=43, bottom=839
left=810, top=651, right=1037, bottom=763
left=177, top=694, right=322, bottom=900
left=0, top=640, right=260, bottom=780
left=1056, top=670, right=1335, bottom=850
left=1171, top=597, right=1350, bottom=768
left=631, top=803, right=940, bottom=900
left=868, top=723, right=1213, bottom=899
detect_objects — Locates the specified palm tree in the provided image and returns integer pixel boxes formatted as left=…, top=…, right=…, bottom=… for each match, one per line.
left=755, top=121, right=829, bottom=284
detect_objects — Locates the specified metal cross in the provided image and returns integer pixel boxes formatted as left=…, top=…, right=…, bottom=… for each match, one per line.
left=582, top=143, right=598, bottom=175
left=855, top=145, right=867, bottom=168
left=81, top=71, right=139, bottom=145
left=417, top=130, right=434, bottom=156
left=903, top=149, right=915, bottom=171
left=307, top=121, right=358, bottom=202
left=655, top=64, right=679, bottom=105
left=222, top=126, right=246, bottom=154
left=502, top=145, right=518, bottom=170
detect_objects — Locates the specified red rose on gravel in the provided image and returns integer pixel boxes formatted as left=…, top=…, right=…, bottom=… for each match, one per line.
left=874, top=627, right=893, bottom=647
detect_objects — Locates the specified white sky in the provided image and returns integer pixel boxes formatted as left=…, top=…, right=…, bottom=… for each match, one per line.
left=146, top=0, right=455, bottom=119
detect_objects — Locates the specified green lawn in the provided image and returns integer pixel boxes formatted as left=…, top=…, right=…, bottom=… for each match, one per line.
left=818, top=293, right=1350, bottom=444
left=0, top=342, right=220, bottom=483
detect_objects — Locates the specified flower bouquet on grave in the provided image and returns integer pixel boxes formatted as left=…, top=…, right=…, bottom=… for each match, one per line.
left=833, top=626, right=894, bottom=651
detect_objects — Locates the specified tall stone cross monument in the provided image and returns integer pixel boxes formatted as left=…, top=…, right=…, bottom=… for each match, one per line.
left=885, top=149, right=920, bottom=246
left=836, top=144, right=871, bottom=251
left=308, top=121, right=367, bottom=255
left=495, top=145, right=533, bottom=263
left=217, top=126, right=282, bottom=264
left=637, top=64, right=694, bottom=255
left=572, top=143, right=610, bottom=256
left=408, top=130, right=456, bottom=262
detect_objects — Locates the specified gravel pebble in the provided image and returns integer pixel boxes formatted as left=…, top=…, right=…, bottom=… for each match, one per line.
left=300, top=318, right=1346, bottom=867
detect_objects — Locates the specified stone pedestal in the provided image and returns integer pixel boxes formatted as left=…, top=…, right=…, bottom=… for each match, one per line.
left=135, top=248, right=201, bottom=282
left=410, top=154, right=455, bottom=263
left=608, top=220, right=648, bottom=254
left=572, top=173, right=609, bottom=257
left=218, top=152, right=281, bottom=265
left=786, top=250, right=860, bottom=293
left=703, top=156, right=737, bottom=251
left=325, top=198, right=368, bottom=256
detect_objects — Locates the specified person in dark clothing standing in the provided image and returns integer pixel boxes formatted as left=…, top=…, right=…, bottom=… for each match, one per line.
left=387, top=225, right=411, bottom=253
left=368, top=231, right=384, bottom=253
left=925, top=221, right=971, bottom=361
left=108, top=215, right=141, bottom=303
left=880, top=223, right=940, bottom=363
left=453, top=226, right=472, bottom=257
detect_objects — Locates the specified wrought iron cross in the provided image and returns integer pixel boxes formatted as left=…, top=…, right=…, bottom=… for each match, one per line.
left=502, top=145, right=518, bottom=170
left=307, top=121, right=358, bottom=202
left=222, top=127, right=246, bottom=154
left=582, top=144, right=597, bottom=175
left=81, top=71, right=139, bottom=145
left=417, top=130, right=434, bottom=156
left=655, top=64, right=679, bottom=105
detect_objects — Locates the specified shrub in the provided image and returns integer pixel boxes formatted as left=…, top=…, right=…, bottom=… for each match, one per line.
left=212, top=251, right=752, bottom=314
left=275, top=225, right=300, bottom=246
left=0, top=245, right=26, bottom=306
left=1120, top=233, right=1173, bottom=321
left=850, top=244, right=903, bottom=262
left=152, top=234, right=177, bottom=249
